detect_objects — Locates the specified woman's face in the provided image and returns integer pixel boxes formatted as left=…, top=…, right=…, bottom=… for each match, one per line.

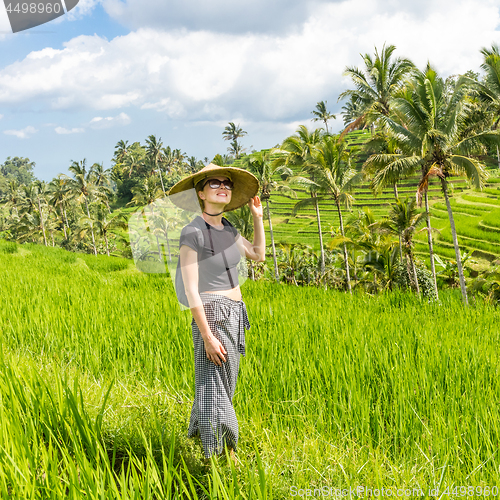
left=199, top=176, right=233, bottom=208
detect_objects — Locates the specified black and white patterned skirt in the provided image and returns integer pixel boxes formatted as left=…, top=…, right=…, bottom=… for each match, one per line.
left=188, top=292, right=251, bottom=457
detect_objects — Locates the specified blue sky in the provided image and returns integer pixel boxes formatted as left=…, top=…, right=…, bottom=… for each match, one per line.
left=1, top=0, right=500, bottom=181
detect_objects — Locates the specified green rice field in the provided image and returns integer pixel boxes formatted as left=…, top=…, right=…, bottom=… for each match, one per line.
left=1, top=239, right=500, bottom=497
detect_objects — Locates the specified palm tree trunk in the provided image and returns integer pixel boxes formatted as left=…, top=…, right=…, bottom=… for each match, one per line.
left=497, top=145, right=500, bottom=170
left=104, top=233, right=110, bottom=257
left=408, top=251, right=420, bottom=296
left=440, top=178, right=468, bottom=305
left=266, top=198, right=279, bottom=283
left=250, top=261, right=255, bottom=280
left=58, top=203, right=68, bottom=240
left=336, top=199, right=352, bottom=294
left=37, top=196, right=47, bottom=246
left=393, top=182, right=399, bottom=200
left=165, top=227, right=172, bottom=263
left=84, top=197, right=97, bottom=256
left=312, top=192, right=325, bottom=274
left=159, top=171, right=166, bottom=196
left=424, top=191, right=439, bottom=300
left=62, top=203, right=69, bottom=229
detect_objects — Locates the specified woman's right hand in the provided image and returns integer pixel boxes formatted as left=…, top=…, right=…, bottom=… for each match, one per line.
left=204, top=334, right=227, bottom=366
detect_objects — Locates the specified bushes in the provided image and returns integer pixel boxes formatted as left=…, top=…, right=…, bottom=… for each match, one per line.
left=393, top=261, right=437, bottom=300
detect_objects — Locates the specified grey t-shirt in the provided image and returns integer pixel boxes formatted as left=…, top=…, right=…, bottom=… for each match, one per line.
left=178, top=216, right=241, bottom=292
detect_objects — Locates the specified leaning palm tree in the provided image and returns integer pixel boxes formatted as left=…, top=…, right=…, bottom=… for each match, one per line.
left=339, top=44, right=414, bottom=133
left=311, top=101, right=336, bottom=134
left=244, top=151, right=295, bottom=283
left=306, top=134, right=362, bottom=294
left=366, top=64, right=500, bottom=304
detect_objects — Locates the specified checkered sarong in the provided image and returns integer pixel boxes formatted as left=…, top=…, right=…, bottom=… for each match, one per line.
left=187, top=292, right=251, bottom=457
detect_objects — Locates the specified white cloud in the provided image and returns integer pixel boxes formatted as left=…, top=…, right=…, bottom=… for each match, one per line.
left=100, top=0, right=332, bottom=34
left=141, top=98, right=185, bottom=117
left=66, top=0, right=101, bottom=19
left=0, top=0, right=499, bottom=123
left=55, top=126, right=85, bottom=134
left=89, top=112, right=131, bottom=129
left=4, top=126, right=37, bottom=138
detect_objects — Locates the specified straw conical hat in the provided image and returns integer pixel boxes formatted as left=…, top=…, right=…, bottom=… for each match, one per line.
left=168, top=163, right=260, bottom=212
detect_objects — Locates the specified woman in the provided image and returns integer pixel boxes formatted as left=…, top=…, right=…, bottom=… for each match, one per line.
left=168, top=163, right=265, bottom=459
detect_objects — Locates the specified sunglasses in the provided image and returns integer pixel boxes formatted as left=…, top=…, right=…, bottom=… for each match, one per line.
left=203, top=178, right=234, bottom=190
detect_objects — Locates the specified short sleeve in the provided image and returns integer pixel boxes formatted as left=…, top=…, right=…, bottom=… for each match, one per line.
left=223, top=218, right=239, bottom=238
left=179, top=225, right=202, bottom=252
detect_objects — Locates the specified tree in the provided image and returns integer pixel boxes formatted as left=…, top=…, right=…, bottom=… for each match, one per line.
left=0, top=157, right=36, bottom=195
left=339, top=44, right=414, bottom=133
left=311, top=101, right=336, bottom=134
left=146, top=135, right=167, bottom=195
left=379, top=197, right=427, bottom=296
left=64, top=160, right=104, bottom=256
left=223, top=122, right=247, bottom=160
left=366, top=64, right=500, bottom=304
left=222, top=122, right=247, bottom=142
left=48, top=175, right=71, bottom=240
left=79, top=205, right=127, bottom=257
left=468, top=44, right=500, bottom=169
left=305, top=134, right=362, bottom=293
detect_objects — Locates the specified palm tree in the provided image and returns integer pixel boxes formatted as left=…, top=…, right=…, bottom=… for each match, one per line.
left=244, top=151, right=295, bottom=283
left=80, top=204, right=127, bottom=257
left=379, top=198, right=427, bottom=296
left=311, top=101, right=336, bottom=134
left=306, top=134, right=362, bottom=293
left=64, top=159, right=101, bottom=256
left=339, top=44, right=414, bottom=133
left=1, top=180, right=22, bottom=217
left=114, top=140, right=129, bottom=164
left=90, top=162, right=114, bottom=213
left=146, top=135, right=167, bottom=195
left=366, top=64, right=500, bottom=304
left=273, top=126, right=326, bottom=272
left=227, top=140, right=245, bottom=159
left=122, top=153, right=144, bottom=179
left=222, top=122, right=247, bottom=142
left=223, top=122, right=247, bottom=160
left=48, top=175, right=71, bottom=239
left=468, top=44, right=500, bottom=169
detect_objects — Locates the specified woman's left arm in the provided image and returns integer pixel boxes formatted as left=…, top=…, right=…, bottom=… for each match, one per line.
left=235, top=196, right=266, bottom=262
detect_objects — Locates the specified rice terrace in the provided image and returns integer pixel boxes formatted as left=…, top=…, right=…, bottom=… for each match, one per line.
left=2, top=44, right=500, bottom=498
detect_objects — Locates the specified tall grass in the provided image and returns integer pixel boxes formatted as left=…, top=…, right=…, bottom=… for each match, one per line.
left=1, top=240, right=500, bottom=495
